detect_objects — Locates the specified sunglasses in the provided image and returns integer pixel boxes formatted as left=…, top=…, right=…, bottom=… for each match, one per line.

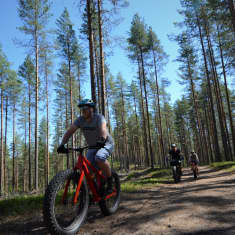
left=80, top=106, right=90, bottom=111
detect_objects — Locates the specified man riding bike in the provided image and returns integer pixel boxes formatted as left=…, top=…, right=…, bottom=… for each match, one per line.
left=57, top=99, right=114, bottom=194
left=168, top=144, right=183, bottom=176
left=189, top=151, right=199, bottom=175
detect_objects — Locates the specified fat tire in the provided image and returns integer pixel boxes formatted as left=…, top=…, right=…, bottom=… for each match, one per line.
left=177, top=167, right=181, bottom=182
left=43, top=169, right=89, bottom=235
left=173, top=166, right=178, bottom=183
left=99, top=171, right=121, bottom=216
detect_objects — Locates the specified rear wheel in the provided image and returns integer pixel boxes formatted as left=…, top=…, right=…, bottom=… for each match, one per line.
left=43, top=169, right=89, bottom=235
left=172, top=166, right=178, bottom=183
left=99, top=171, right=121, bottom=216
left=193, top=168, right=198, bottom=180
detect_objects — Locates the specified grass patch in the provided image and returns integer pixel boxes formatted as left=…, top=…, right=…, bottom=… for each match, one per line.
left=1, top=167, right=173, bottom=216
left=121, top=182, right=144, bottom=192
left=121, top=167, right=172, bottom=192
left=210, top=161, right=235, bottom=172
left=0, top=194, right=43, bottom=217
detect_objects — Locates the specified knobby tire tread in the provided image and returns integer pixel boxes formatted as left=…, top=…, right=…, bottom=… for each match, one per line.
left=43, top=169, right=88, bottom=235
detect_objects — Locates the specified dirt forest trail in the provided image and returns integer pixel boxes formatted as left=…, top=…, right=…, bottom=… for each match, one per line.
left=1, top=166, right=235, bottom=235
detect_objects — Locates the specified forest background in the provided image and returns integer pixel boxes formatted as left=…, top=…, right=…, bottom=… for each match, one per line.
left=0, top=0, right=234, bottom=196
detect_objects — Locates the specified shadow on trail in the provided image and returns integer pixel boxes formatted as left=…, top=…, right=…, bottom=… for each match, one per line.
left=176, top=225, right=235, bottom=235
left=1, top=166, right=235, bottom=235
left=0, top=219, right=48, bottom=235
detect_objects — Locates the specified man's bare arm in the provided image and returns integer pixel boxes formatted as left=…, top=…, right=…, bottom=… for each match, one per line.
left=100, top=121, right=108, bottom=140
left=61, top=124, right=78, bottom=145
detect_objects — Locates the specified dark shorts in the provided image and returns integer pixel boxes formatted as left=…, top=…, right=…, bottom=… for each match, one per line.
left=191, top=160, right=198, bottom=165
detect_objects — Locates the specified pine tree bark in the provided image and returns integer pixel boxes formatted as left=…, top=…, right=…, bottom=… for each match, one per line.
left=45, top=55, right=49, bottom=186
left=204, top=18, right=231, bottom=160
left=152, top=50, right=165, bottom=166
left=120, top=83, right=129, bottom=171
left=65, top=94, right=69, bottom=169
left=140, top=48, right=154, bottom=168
left=204, top=105, right=214, bottom=162
left=187, top=59, right=208, bottom=163
left=28, top=82, right=32, bottom=191
left=0, top=88, right=4, bottom=195
left=196, top=15, right=221, bottom=161
left=87, top=0, right=96, bottom=103
left=137, top=57, right=149, bottom=167
left=217, top=25, right=235, bottom=157
left=97, top=0, right=107, bottom=118
left=227, top=0, right=235, bottom=35
left=34, top=22, right=39, bottom=192
left=24, top=110, right=27, bottom=192
left=67, top=45, right=75, bottom=167
left=4, top=97, right=8, bottom=193
left=94, top=38, right=102, bottom=112
left=133, top=92, right=142, bottom=168
left=12, top=103, right=16, bottom=191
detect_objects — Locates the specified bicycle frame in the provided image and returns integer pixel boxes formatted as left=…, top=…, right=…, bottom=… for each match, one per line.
left=62, top=149, right=116, bottom=205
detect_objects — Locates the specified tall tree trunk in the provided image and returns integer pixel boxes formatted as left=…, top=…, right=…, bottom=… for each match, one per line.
left=133, top=93, right=142, bottom=168
left=137, top=57, right=149, bottom=166
left=152, top=50, right=165, bottom=166
left=120, top=84, right=129, bottom=171
left=68, top=54, right=75, bottom=167
left=86, top=0, right=96, bottom=103
left=34, top=26, right=39, bottom=192
left=97, top=0, right=107, bottom=118
left=187, top=59, right=208, bottom=162
left=196, top=14, right=221, bottom=161
left=226, top=0, right=235, bottom=35
left=77, top=63, right=82, bottom=145
left=140, top=48, right=154, bottom=168
left=204, top=104, right=214, bottom=162
left=16, top=156, right=19, bottom=192
left=4, top=97, right=8, bottom=194
left=94, top=38, right=102, bottom=112
left=12, top=103, right=16, bottom=192
left=45, top=55, right=49, bottom=186
left=0, top=88, right=3, bottom=195
left=28, top=83, right=32, bottom=191
left=65, top=93, right=69, bottom=169
left=217, top=25, right=235, bottom=157
left=204, top=19, right=231, bottom=160
left=106, top=80, right=111, bottom=133
left=24, top=109, right=27, bottom=192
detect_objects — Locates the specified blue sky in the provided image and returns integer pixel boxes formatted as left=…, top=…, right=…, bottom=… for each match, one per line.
left=1, top=0, right=185, bottom=105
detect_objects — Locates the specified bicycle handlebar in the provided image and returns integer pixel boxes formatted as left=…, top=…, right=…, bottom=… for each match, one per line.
left=67, top=146, right=100, bottom=152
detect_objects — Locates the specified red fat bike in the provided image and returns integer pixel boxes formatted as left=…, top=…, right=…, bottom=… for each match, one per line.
left=43, top=146, right=120, bottom=235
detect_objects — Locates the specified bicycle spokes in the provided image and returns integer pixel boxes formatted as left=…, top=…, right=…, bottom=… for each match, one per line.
left=54, top=175, right=87, bottom=229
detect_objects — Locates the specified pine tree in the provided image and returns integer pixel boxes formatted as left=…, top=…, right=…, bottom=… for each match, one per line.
left=0, top=45, right=10, bottom=195
left=18, top=55, right=35, bottom=191
left=17, top=0, right=51, bottom=191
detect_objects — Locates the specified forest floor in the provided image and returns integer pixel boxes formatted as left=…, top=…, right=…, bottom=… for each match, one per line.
left=1, top=166, right=235, bottom=235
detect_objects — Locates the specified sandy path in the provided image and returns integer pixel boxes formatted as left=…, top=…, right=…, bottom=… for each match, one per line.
left=1, top=166, right=235, bottom=235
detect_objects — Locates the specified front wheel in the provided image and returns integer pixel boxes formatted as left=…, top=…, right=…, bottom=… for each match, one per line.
left=99, top=171, right=121, bottom=216
left=43, top=169, right=89, bottom=235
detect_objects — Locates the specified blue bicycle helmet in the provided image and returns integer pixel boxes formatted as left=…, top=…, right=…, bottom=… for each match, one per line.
left=78, top=99, right=95, bottom=108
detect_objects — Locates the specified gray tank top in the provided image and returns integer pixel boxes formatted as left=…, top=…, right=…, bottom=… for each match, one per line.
left=73, top=113, right=114, bottom=152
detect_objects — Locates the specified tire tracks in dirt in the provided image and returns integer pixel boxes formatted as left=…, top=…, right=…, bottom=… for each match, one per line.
left=1, top=166, right=235, bottom=235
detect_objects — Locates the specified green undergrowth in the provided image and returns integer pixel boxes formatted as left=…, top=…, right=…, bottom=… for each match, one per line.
left=0, top=194, right=43, bottom=217
left=121, top=167, right=172, bottom=192
left=0, top=167, right=172, bottom=216
left=210, top=161, right=235, bottom=172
